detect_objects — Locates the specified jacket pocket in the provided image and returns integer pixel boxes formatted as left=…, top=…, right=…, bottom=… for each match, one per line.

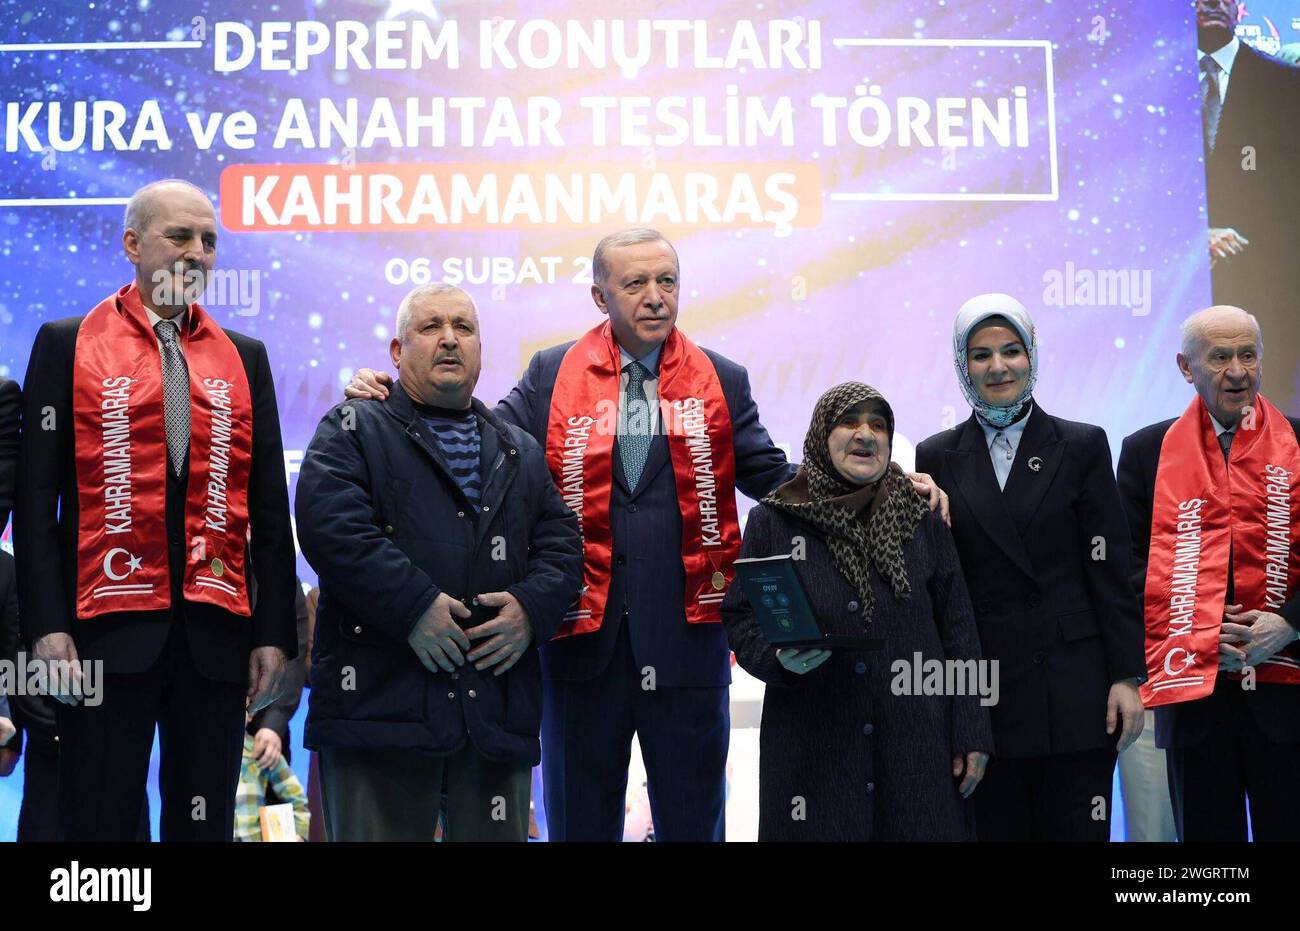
left=1057, top=610, right=1100, bottom=643
left=330, top=618, right=427, bottom=722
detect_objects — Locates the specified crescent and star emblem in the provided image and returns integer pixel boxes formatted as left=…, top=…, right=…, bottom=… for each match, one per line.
left=1028, top=456, right=1043, bottom=472
left=1164, top=647, right=1197, bottom=676
left=103, top=547, right=143, bottom=581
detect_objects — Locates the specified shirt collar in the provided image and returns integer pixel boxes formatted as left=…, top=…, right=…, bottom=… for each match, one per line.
left=1210, top=413, right=1237, bottom=437
left=1200, top=36, right=1240, bottom=76
left=618, top=341, right=663, bottom=376
left=145, top=304, right=189, bottom=335
left=978, top=403, right=1034, bottom=448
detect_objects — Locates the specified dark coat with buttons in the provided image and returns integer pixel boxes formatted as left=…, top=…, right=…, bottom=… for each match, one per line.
left=721, top=504, right=994, bottom=841
left=296, top=389, right=583, bottom=764
left=916, top=407, right=1146, bottom=758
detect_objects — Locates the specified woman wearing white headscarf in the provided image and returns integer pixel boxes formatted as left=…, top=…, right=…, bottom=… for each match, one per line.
left=915, top=293, right=1146, bottom=841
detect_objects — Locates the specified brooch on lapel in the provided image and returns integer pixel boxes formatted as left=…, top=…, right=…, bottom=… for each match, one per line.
left=1028, top=456, right=1043, bottom=472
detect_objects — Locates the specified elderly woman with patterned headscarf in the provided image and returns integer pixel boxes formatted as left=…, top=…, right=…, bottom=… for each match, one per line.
left=721, top=382, right=993, bottom=842
left=915, top=294, right=1147, bottom=842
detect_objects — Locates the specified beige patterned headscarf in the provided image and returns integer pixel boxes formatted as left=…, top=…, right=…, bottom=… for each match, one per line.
left=764, top=382, right=926, bottom=619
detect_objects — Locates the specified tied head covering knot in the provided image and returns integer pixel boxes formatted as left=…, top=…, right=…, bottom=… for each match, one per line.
left=952, top=292, right=1038, bottom=428
left=763, top=382, right=927, bottom=621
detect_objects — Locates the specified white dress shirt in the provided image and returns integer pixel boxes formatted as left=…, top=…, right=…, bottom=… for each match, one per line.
left=978, top=404, right=1034, bottom=491
left=618, top=341, right=663, bottom=435
left=144, top=305, right=190, bottom=357
left=1199, top=36, right=1240, bottom=103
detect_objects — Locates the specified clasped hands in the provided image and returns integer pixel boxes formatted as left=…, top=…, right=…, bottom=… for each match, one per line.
left=1218, top=603, right=1299, bottom=672
left=408, top=590, right=533, bottom=676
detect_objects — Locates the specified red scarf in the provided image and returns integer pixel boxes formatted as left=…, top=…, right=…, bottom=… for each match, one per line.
left=545, top=323, right=741, bottom=638
left=72, top=283, right=254, bottom=618
left=1141, top=394, right=1300, bottom=706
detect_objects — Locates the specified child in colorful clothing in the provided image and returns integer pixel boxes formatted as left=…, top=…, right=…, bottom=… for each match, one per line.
left=234, top=716, right=310, bottom=842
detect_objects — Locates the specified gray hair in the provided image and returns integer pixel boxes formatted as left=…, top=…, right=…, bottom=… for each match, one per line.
left=123, top=179, right=211, bottom=234
left=1180, top=306, right=1264, bottom=359
left=592, top=228, right=679, bottom=287
left=395, top=283, right=478, bottom=343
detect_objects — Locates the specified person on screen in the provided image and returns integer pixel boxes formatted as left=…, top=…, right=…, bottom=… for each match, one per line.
left=296, top=283, right=582, bottom=841
left=13, top=179, right=298, bottom=841
left=721, top=382, right=992, bottom=841
left=915, top=294, right=1146, bottom=842
left=1118, top=305, right=1300, bottom=841
left=1197, top=0, right=1300, bottom=392
left=345, top=229, right=952, bottom=841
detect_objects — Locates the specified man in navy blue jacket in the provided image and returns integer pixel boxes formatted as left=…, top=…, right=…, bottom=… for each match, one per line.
left=300, top=283, right=583, bottom=841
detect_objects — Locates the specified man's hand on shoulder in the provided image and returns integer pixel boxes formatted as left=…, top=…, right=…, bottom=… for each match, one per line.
left=907, top=471, right=950, bottom=526
left=345, top=368, right=392, bottom=400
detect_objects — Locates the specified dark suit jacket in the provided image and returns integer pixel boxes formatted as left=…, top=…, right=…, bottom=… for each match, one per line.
left=0, top=551, right=15, bottom=731
left=14, top=313, right=298, bottom=683
left=0, top=377, right=18, bottom=532
left=1205, top=44, right=1300, bottom=312
left=495, top=337, right=795, bottom=687
left=916, top=407, right=1145, bottom=757
left=1117, top=414, right=1300, bottom=748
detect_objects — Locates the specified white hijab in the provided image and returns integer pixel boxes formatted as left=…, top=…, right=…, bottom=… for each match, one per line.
left=952, top=293, right=1038, bottom=428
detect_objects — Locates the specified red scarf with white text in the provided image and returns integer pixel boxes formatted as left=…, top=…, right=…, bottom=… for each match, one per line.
left=545, top=323, right=741, bottom=638
left=72, top=283, right=253, bottom=618
left=1142, top=394, right=1300, bottom=705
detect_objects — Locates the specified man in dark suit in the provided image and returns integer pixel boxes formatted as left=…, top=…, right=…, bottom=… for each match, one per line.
left=14, top=179, right=297, bottom=841
left=1197, top=0, right=1300, bottom=410
left=1118, top=305, right=1300, bottom=841
left=496, top=231, right=795, bottom=841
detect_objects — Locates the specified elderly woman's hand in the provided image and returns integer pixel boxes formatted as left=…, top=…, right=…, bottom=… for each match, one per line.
left=777, top=647, right=832, bottom=675
left=907, top=472, right=950, bottom=526
left=952, top=751, right=988, bottom=798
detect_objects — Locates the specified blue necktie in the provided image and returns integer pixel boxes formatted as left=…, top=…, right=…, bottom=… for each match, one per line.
left=620, top=361, right=652, bottom=490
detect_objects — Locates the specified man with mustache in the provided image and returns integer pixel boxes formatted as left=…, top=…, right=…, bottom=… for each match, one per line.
left=1119, top=305, right=1300, bottom=840
left=297, top=283, right=582, bottom=841
left=347, top=228, right=949, bottom=840
left=13, top=179, right=298, bottom=840
left=1196, top=0, right=1300, bottom=409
